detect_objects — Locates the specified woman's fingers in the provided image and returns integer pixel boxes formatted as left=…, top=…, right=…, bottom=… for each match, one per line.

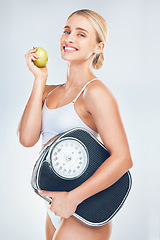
left=24, top=48, right=48, bottom=79
left=38, top=190, right=55, bottom=198
left=29, top=55, right=39, bottom=62
left=30, top=56, right=37, bottom=61
left=33, top=53, right=39, bottom=58
left=28, top=48, right=37, bottom=54
left=25, top=49, right=36, bottom=58
left=25, top=49, right=39, bottom=60
left=25, top=53, right=39, bottom=60
left=25, top=51, right=40, bottom=68
left=27, top=53, right=39, bottom=58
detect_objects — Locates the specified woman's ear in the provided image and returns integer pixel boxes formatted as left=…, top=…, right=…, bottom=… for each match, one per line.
left=94, top=42, right=105, bottom=54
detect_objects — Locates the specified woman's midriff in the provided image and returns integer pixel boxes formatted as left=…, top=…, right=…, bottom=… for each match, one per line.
left=41, top=134, right=61, bottom=150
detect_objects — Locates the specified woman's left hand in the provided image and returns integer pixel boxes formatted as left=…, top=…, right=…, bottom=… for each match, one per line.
left=38, top=190, right=79, bottom=218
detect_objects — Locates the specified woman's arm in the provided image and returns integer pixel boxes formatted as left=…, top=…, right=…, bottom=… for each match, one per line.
left=18, top=77, right=47, bottom=147
left=70, top=80, right=133, bottom=204
left=18, top=48, right=48, bottom=147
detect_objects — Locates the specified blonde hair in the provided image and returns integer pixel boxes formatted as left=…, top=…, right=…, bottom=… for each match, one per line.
left=68, top=9, right=108, bottom=70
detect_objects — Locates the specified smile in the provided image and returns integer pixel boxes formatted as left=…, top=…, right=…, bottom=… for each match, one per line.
left=63, top=45, right=78, bottom=52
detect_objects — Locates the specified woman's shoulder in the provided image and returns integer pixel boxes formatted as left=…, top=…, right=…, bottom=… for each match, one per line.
left=84, top=79, right=119, bottom=115
left=85, top=79, right=117, bottom=103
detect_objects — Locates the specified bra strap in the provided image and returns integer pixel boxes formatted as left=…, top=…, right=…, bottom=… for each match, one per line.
left=45, top=84, right=63, bottom=101
left=72, top=78, right=98, bottom=103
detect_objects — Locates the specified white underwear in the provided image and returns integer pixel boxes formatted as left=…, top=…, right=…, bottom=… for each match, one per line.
left=44, top=201, right=60, bottom=229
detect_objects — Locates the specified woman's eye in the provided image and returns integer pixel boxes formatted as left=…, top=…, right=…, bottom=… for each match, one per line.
left=78, top=33, right=85, bottom=37
left=63, top=30, right=70, bottom=34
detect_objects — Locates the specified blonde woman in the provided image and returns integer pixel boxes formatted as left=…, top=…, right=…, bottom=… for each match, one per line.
left=18, top=9, right=133, bottom=240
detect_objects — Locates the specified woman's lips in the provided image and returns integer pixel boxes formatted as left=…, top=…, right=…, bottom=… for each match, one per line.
left=63, top=45, right=78, bottom=52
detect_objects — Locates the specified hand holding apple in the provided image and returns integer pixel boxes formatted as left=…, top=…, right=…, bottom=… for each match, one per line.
left=33, top=47, right=48, bottom=68
left=25, top=48, right=48, bottom=80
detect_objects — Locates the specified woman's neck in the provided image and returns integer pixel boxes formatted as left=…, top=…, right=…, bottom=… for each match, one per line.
left=64, top=62, right=96, bottom=91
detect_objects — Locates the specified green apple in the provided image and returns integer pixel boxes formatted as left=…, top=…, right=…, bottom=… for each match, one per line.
left=33, top=47, right=48, bottom=68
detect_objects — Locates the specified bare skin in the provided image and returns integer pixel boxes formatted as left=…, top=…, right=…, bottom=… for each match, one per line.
left=54, top=217, right=112, bottom=240
left=45, top=213, right=56, bottom=240
left=18, top=13, right=133, bottom=240
left=45, top=212, right=112, bottom=240
left=41, top=84, right=113, bottom=240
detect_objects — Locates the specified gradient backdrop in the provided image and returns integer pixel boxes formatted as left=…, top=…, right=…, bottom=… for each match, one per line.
left=0, top=0, right=159, bottom=239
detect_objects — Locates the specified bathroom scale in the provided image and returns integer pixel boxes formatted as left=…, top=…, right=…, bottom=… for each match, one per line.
left=31, top=127, right=132, bottom=226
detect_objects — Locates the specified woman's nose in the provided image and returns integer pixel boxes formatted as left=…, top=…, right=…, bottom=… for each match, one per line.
left=65, top=39, right=73, bottom=44
left=65, top=33, right=75, bottom=43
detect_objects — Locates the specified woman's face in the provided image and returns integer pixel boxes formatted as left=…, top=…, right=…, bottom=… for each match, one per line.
left=60, top=14, right=100, bottom=65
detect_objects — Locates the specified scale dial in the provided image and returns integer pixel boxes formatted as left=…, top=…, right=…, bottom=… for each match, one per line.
left=50, top=137, right=89, bottom=180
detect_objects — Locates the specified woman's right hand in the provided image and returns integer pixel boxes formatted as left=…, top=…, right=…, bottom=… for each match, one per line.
left=25, top=48, right=48, bottom=79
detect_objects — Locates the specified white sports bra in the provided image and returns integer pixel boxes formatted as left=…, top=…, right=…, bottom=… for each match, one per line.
left=41, top=78, right=99, bottom=145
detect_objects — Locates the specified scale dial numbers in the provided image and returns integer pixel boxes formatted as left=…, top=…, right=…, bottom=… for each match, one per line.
left=50, top=138, right=89, bottom=180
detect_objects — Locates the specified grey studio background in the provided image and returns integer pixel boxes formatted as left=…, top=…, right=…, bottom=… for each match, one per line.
left=0, top=0, right=159, bottom=239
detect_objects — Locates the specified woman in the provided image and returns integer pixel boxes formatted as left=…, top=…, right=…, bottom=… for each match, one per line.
left=18, top=9, right=133, bottom=240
